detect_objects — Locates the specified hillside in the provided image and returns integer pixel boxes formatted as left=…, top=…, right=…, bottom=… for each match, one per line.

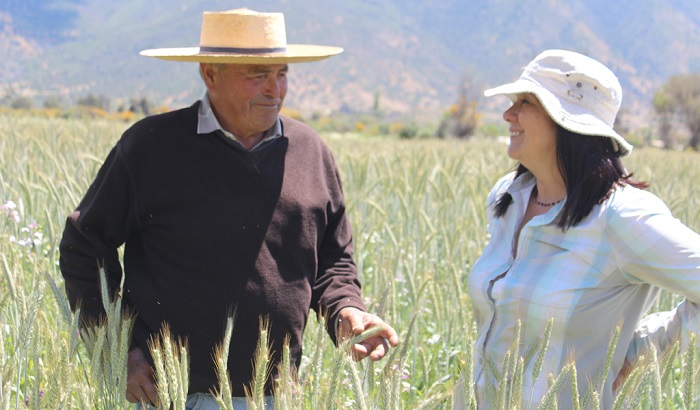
left=2, top=0, right=700, bottom=122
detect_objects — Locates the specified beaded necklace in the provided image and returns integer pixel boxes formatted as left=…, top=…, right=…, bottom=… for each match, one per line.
left=532, top=186, right=565, bottom=207
left=534, top=198, right=564, bottom=207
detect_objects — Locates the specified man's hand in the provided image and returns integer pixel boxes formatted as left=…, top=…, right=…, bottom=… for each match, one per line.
left=126, top=347, right=159, bottom=405
left=338, top=307, right=399, bottom=361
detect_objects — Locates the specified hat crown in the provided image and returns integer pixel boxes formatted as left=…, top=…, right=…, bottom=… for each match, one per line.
left=521, top=50, right=622, bottom=128
left=140, top=8, right=342, bottom=64
left=483, top=49, right=632, bottom=156
left=200, top=9, right=287, bottom=51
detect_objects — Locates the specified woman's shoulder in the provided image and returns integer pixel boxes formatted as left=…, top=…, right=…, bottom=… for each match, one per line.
left=602, top=185, right=672, bottom=220
left=492, top=171, right=520, bottom=193
left=485, top=171, right=533, bottom=208
left=490, top=171, right=534, bottom=195
left=486, top=172, right=516, bottom=204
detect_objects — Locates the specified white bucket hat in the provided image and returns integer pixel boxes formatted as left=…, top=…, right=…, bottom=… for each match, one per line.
left=484, top=49, right=633, bottom=156
left=140, top=8, right=343, bottom=64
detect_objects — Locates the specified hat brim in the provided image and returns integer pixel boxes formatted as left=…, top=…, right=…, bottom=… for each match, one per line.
left=140, top=44, right=343, bottom=63
left=484, top=80, right=633, bottom=156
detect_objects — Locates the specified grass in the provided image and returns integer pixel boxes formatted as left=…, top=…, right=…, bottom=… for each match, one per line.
left=0, top=115, right=699, bottom=409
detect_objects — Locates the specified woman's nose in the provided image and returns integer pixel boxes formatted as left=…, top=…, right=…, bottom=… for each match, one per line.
left=503, top=104, right=517, bottom=122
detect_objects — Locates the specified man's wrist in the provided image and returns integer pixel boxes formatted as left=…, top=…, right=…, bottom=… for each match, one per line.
left=335, top=306, right=364, bottom=336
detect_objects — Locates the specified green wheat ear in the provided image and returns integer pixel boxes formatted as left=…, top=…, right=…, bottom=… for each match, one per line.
left=538, top=363, right=573, bottom=410
left=273, top=335, right=296, bottom=410
left=583, top=324, right=620, bottom=409
left=211, top=311, right=236, bottom=410
left=78, top=267, right=134, bottom=408
left=683, top=334, right=697, bottom=410
left=5, top=118, right=700, bottom=410
left=245, top=316, right=273, bottom=410
left=151, top=341, right=169, bottom=409
left=346, top=354, right=370, bottom=410
left=570, top=358, right=580, bottom=410
left=308, top=312, right=328, bottom=410
left=612, top=361, right=643, bottom=410
left=323, top=337, right=346, bottom=410
left=650, top=347, right=662, bottom=410
left=148, top=323, right=189, bottom=410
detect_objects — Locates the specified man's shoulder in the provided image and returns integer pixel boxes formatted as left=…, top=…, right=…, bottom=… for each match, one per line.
left=124, top=102, right=199, bottom=140
left=279, top=116, right=320, bottom=139
left=113, top=102, right=200, bottom=159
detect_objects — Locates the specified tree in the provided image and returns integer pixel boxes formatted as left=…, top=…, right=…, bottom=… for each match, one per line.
left=78, top=94, right=111, bottom=111
left=653, top=73, right=700, bottom=150
left=129, top=97, right=152, bottom=116
left=652, top=91, right=675, bottom=148
left=11, top=96, right=34, bottom=110
left=373, top=91, right=381, bottom=115
left=437, top=76, right=480, bottom=139
left=44, top=95, right=64, bottom=109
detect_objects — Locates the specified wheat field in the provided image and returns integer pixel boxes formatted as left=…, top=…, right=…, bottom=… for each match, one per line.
left=0, top=115, right=698, bottom=409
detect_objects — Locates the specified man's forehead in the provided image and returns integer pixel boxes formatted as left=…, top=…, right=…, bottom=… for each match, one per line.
left=241, top=64, right=289, bottom=72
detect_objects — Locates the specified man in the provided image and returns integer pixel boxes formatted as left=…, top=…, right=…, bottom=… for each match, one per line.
left=59, top=8, right=398, bottom=408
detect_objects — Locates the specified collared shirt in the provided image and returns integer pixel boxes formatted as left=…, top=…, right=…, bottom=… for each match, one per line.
left=197, top=92, right=282, bottom=151
left=467, top=171, right=700, bottom=409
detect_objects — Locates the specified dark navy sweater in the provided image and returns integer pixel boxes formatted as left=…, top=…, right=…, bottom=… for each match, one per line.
left=59, top=102, right=365, bottom=395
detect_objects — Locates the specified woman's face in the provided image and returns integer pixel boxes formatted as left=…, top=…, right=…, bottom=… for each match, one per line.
left=503, top=93, right=558, bottom=170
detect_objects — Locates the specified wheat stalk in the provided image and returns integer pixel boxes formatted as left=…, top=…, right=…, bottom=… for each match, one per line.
left=530, top=317, right=554, bottom=396
left=273, top=336, right=294, bottom=410
left=246, top=317, right=272, bottom=410
left=4, top=119, right=700, bottom=409
left=683, top=334, right=697, bottom=409
left=211, top=313, right=236, bottom=410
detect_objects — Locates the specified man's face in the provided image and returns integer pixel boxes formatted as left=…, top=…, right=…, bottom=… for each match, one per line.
left=202, top=63, right=288, bottom=140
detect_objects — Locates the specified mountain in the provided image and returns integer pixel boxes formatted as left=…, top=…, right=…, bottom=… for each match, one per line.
left=2, top=0, right=700, bottom=121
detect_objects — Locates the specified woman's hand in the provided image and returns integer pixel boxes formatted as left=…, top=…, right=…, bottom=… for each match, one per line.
left=613, top=358, right=632, bottom=392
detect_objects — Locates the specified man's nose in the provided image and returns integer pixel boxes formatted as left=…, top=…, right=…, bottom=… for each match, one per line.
left=262, top=75, right=281, bottom=98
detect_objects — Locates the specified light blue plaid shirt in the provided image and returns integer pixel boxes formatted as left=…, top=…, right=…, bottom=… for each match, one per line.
left=467, top=171, right=700, bottom=409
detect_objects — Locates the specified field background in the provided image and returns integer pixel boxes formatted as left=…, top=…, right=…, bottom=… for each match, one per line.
left=1, top=115, right=699, bottom=409
left=4, top=0, right=700, bottom=124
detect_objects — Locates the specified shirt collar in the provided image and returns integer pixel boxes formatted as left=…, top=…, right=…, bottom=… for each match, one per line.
left=197, top=91, right=282, bottom=150
left=507, top=171, right=566, bottom=225
left=507, top=171, right=536, bottom=196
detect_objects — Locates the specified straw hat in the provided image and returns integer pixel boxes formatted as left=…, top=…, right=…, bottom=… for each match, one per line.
left=484, top=49, right=633, bottom=156
left=140, top=8, right=343, bottom=64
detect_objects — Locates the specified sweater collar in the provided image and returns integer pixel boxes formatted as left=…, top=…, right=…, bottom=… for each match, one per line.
left=197, top=91, right=282, bottom=150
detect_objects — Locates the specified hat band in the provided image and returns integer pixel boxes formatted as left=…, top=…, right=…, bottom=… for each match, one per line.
left=199, top=46, right=287, bottom=54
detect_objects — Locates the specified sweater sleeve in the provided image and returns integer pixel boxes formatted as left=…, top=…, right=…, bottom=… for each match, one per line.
left=607, top=189, right=700, bottom=365
left=310, top=157, right=365, bottom=345
left=59, top=142, right=139, bottom=326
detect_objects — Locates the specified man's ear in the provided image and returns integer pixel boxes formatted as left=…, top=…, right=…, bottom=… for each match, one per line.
left=200, top=63, right=216, bottom=88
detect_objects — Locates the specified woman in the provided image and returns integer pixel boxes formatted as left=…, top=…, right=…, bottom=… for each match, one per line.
left=462, top=49, right=700, bottom=408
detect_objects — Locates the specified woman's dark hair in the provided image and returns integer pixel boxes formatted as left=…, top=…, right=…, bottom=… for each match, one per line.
left=494, top=125, right=648, bottom=230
